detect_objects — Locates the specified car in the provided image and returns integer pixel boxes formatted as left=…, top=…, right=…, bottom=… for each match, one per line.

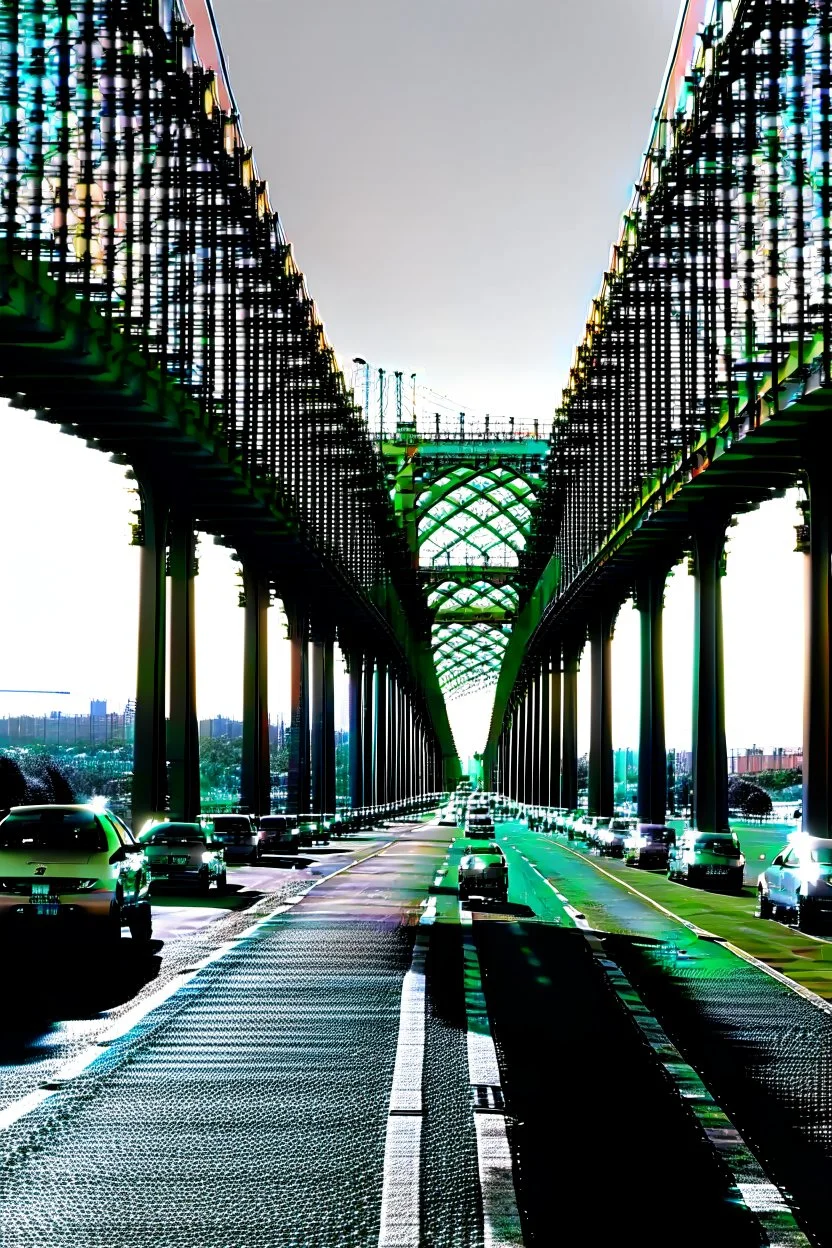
left=583, top=815, right=612, bottom=848
left=466, top=812, right=495, bottom=838
left=0, top=803, right=152, bottom=942
left=757, top=834, right=832, bottom=931
left=139, top=821, right=226, bottom=894
left=297, top=819, right=328, bottom=847
left=257, top=815, right=300, bottom=855
left=458, top=843, right=508, bottom=903
left=667, top=830, right=745, bottom=892
left=206, top=813, right=260, bottom=864
left=623, top=823, right=672, bottom=869
left=437, top=809, right=457, bottom=827
left=596, top=816, right=638, bottom=857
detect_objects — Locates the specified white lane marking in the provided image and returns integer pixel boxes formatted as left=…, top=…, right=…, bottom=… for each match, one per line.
left=461, top=927, right=524, bottom=1248
left=548, top=877, right=810, bottom=1248
left=378, top=934, right=428, bottom=1248
left=0, top=838, right=400, bottom=1133
left=551, top=840, right=832, bottom=1018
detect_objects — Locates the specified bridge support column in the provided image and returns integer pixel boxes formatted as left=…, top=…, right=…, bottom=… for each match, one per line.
left=311, top=627, right=335, bottom=818
left=691, top=519, right=730, bottom=833
left=636, top=570, right=669, bottom=827
left=347, top=651, right=363, bottom=811
left=803, top=464, right=832, bottom=834
left=133, top=483, right=169, bottom=834
left=548, top=650, right=562, bottom=807
left=517, top=696, right=527, bottom=804
left=241, top=567, right=270, bottom=817
left=362, top=655, right=374, bottom=808
left=530, top=676, right=541, bottom=805
left=286, top=605, right=310, bottom=816
left=538, top=664, right=550, bottom=807
left=561, top=634, right=581, bottom=810
left=588, top=608, right=615, bottom=817
left=512, top=704, right=521, bottom=801
left=375, top=659, right=388, bottom=805
left=168, top=514, right=200, bottom=822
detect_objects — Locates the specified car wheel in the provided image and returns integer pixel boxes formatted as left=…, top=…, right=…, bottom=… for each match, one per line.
left=756, top=887, right=773, bottom=920
left=686, top=866, right=702, bottom=888
left=198, top=870, right=212, bottom=896
left=249, top=848, right=259, bottom=865
left=216, top=870, right=227, bottom=895
left=130, top=904, right=153, bottom=944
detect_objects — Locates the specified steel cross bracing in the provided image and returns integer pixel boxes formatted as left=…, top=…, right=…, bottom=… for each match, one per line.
left=380, top=414, right=548, bottom=700
left=489, top=0, right=832, bottom=746
left=0, top=0, right=453, bottom=760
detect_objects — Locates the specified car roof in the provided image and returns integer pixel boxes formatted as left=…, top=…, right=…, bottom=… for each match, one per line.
left=7, top=803, right=102, bottom=816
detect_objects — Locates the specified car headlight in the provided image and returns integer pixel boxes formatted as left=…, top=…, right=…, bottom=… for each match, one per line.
left=201, top=851, right=215, bottom=864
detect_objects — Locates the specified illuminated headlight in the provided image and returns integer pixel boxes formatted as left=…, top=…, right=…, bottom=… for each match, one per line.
left=801, top=865, right=822, bottom=887
left=201, top=851, right=215, bottom=864
left=631, top=835, right=646, bottom=848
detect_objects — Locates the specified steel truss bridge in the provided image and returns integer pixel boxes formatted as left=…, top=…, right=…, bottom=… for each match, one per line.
left=0, top=0, right=457, bottom=830
left=486, top=0, right=832, bottom=842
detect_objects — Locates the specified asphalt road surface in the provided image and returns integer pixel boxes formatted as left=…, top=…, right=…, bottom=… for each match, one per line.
left=0, top=816, right=828, bottom=1247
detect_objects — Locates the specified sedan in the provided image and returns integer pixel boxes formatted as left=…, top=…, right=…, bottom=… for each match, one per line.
left=458, top=844, right=508, bottom=903
left=206, top=814, right=260, bottom=864
left=0, top=803, right=152, bottom=943
left=667, top=830, right=745, bottom=892
left=596, top=817, right=637, bottom=858
left=139, top=822, right=226, bottom=894
left=257, top=815, right=300, bottom=855
left=466, top=813, right=495, bottom=838
left=757, top=834, right=832, bottom=931
left=623, top=824, right=672, bottom=869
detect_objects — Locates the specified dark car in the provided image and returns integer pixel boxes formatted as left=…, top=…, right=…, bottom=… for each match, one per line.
left=257, top=815, right=300, bottom=855
left=667, top=830, right=745, bottom=892
left=139, top=821, right=226, bottom=894
left=623, top=823, right=672, bottom=869
left=206, top=814, right=260, bottom=864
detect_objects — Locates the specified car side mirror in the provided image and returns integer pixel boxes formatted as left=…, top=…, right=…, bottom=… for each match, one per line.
left=772, top=854, right=784, bottom=866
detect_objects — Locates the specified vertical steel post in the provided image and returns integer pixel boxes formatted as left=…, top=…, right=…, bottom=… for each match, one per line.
left=539, top=659, right=550, bottom=808
left=691, top=520, right=730, bottom=833
left=803, top=465, right=831, bottom=834
left=530, top=673, right=541, bottom=804
left=589, top=605, right=615, bottom=818
left=362, top=657, right=374, bottom=807
left=549, top=648, right=562, bottom=807
left=168, top=514, right=199, bottom=821
left=375, top=658, right=388, bottom=804
left=323, top=634, right=336, bottom=817
left=347, top=652, right=363, bottom=810
left=132, top=482, right=168, bottom=833
left=636, top=570, right=668, bottom=827
left=286, top=605, right=310, bottom=816
left=241, top=566, right=270, bottom=816
left=561, top=635, right=581, bottom=810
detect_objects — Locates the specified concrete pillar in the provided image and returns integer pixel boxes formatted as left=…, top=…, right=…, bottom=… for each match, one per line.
left=518, top=695, right=528, bottom=804
left=323, top=636, right=336, bottom=816
left=286, top=605, right=310, bottom=816
left=168, top=514, right=199, bottom=822
left=589, top=605, right=615, bottom=818
left=803, top=466, right=832, bottom=834
left=241, top=566, right=270, bottom=817
left=310, top=629, right=335, bottom=817
left=375, top=659, right=388, bottom=804
left=636, top=570, right=669, bottom=827
left=362, top=656, right=374, bottom=807
left=561, top=634, right=581, bottom=810
left=549, top=649, right=562, bottom=807
left=133, top=482, right=168, bottom=833
left=530, top=674, right=541, bottom=804
left=347, top=652, right=363, bottom=810
left=691, top=519, right=730, bottom=833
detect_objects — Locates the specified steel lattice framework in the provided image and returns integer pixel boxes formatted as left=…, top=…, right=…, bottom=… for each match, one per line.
left=514, top=0, right=832, bottom=654
left=382, top=416, right=548, bottom=700
left=0, top=0, right=455, bottom=758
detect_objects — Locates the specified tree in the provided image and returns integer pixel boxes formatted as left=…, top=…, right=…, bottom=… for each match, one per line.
left=0, top=755, right=27, bottom=812
left=727, top=776, right=772, bottom=821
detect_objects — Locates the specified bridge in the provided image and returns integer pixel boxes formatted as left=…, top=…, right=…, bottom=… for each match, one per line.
left=3, top=1, right=832, bottom=1246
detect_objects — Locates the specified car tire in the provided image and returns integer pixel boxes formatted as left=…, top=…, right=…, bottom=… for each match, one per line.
left=216, top=870, right=227, bottom=895
left=756, top=887, right=773, bottom=920
left=130, top=904, right=153, bottom=944
left=686, top=866, right=702, bottom=888
left=198, top=870, right=211, bottom=896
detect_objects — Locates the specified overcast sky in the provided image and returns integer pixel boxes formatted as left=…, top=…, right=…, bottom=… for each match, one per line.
left=0, top=0, right=806, bottom=762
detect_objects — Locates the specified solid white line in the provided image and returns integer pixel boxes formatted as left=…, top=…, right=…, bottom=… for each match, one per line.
left=461, top=928, right=524, bottom=1248
left=378, top=933, right=428, bottom=1248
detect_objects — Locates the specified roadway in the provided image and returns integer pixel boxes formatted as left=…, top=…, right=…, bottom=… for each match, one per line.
left=0, top=815, right=828, bottom=1247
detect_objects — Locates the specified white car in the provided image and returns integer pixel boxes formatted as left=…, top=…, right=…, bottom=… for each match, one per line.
left=757, top=835, right=832, bottom=931
left=0, top=804, right=152, bottom=943
left=458, top=844, right=508, bottom=903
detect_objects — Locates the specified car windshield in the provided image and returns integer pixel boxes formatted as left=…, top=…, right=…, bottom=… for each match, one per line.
left=0, top=809, right=107, bottom=854
left=697, top=836, right=741, bottom=858
left=144, top=827, right=206, bottom=845
left=212, top=819, right=250, bottom=832
left=811, top=846, right=832, bottom=865
left=259, top=818, right=286, bottom=830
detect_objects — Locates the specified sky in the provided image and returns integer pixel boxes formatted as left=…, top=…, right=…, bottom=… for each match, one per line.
left=0, top=0, right=807, bottom=761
